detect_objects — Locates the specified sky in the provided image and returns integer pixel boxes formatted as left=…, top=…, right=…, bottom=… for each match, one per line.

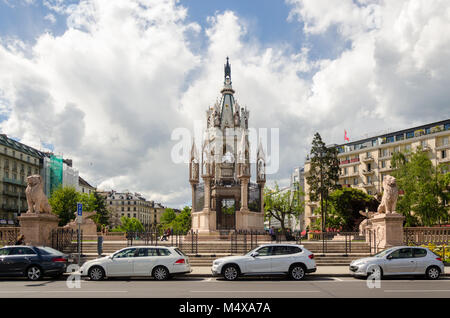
left=0, top=0, right=449, bottom=207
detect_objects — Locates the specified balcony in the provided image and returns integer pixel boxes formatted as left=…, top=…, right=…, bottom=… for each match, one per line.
left=339, top=158, right=360, bottom=167
left=362, top=169, right=375, bottom=175
left=436, top=144, right=450, bottom=151
left=438, top=157, right=450, bottom=163
left=379, top=153, right=393, bottom=160
left=2, top=178, right=26, bottom=186
left=361, top=182, right=375, bottom=188
left=361, top=156, right=374, bottom=163
left=379, top=166, right=395, bottom=173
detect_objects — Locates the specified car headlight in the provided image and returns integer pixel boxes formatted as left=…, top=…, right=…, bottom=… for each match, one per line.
left=213, top=260, right=223, bottom=266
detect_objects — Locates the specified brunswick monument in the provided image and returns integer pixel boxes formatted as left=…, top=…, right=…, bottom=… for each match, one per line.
left=190, top=58, right=265, bottom=234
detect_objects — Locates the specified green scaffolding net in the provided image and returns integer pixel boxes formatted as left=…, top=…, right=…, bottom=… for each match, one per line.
left=49, top=155, right=63, bottom=195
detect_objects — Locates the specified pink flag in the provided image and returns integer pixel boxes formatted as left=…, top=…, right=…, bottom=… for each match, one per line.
left=344, top=130, right=350, bottom=142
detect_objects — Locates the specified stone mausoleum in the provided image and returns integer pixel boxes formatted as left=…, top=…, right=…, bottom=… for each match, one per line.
left=190, top=58, right=265, bottom=234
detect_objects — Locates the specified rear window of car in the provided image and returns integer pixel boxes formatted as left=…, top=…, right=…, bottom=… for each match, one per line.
left=36, top=247, right=63, bottom=256
left=413, top=248, right=427, bottom=258
left=273, top=246, right=302, bottom=255
left=157, top=248, right=171, bottom=256
left=174, top=248, right=186, bottom=256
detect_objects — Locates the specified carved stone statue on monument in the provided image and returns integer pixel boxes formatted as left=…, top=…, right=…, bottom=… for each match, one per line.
left=25, top=175, right=52, bottom=214
left=377, top=175, right=399, bottom=214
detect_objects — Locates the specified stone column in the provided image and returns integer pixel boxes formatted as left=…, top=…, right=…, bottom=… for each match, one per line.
left=369, top=213, right=405, bottom=250
left=18, top=213, right=59, bottom=246
left=239, top=177, right=249, bottom=212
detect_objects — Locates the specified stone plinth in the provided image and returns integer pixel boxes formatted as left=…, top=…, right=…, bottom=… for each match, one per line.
left=236, top=210, right=264, bottom=231
left=368, top=213, right=405, bottom=250
left=18, top=213, right=59, bottom=246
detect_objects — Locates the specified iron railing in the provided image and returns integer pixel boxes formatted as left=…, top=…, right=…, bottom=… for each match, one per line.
left=126, top=229, right=199, bottom=254
left=404, top=227, right=450, bottom=245
left=0, top=227, right=20, bottom=246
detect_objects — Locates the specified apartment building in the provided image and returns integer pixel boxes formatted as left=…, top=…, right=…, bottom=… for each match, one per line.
left=303, top=119, right=450, bottom=229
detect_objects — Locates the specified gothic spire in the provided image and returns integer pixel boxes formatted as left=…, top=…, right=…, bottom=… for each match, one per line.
left=224, top=56, right=231, bottom=82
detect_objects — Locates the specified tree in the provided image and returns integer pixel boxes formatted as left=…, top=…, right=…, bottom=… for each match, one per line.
left=171, top=206, right=192, bottom=233
left=306, top=132, right=340, bottom=231
left=160, top=208, right=177, bottom=226
left=49, top=186, right=79, bottom=226
left=392, top=148, right=450, bottom=226
left=112, top=216, right=144, bottom=232
left=264, top=183, right=304, bottom=235
left=89, top=192, right=111, bottom=229
left=326, top=187, right=378, bottom=231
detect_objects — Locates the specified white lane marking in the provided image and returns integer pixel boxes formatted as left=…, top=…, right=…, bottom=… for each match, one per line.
left=385, top=290, right=450, bottom=293
left=190, top=290, right=321, bottom=293
left=0, top=290, right=128, bottom=294
left=331, top=277, right=343, bottom=281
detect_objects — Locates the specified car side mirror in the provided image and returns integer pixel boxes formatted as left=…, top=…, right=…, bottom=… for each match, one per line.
left=386, top=255, right=392, bottom=260
left=251, top=252, right=259, bottom=258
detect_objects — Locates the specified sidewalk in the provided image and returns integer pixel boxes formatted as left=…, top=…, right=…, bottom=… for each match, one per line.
left=187, top=266, right=450, bottom=277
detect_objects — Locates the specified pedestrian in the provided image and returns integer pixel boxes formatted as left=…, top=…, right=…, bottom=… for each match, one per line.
left=15, top=234, right=25, bottom=245
left=269, top=226, right=276, bottom=241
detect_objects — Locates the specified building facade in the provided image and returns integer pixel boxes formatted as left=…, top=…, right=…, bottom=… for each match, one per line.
left=0, top=134, right=43, bottom=226
left=303, top=119, right=450, bottom=229
left=79, top=176, right=96, bottom=195
left=102, top=190, right=165, bottom=229
left=190, top=59, right=265, bottom=234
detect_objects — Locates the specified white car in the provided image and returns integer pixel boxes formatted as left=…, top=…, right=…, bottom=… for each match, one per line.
left=211, top=244, right=316, bottom=281
left=350, top=246, right=445, bottom=279
left=79, top=246, right=191, bottom=281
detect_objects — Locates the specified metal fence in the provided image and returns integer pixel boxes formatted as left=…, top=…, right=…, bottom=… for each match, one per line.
left=0, top=227, right=20, bottom=246
left=404, top=227, right=450, bottom=245
left=51, top=228, right=82, bottom=254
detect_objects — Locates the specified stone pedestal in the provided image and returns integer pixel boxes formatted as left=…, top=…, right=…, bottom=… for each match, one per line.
left=367, top=213, right=405, bottom=250
left=18, top=213, right=59, bottom=246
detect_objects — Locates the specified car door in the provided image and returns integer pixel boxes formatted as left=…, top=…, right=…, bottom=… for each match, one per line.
left=385, top=248, right=416, bottom=274
left=8, top=247, right=39, bottom=275
left=0, top=248, right=11, bottom=275
left=106, top=248, right=136, bottom=276
left=133, top=248, right=157, bottom=276
left=245, top=246, right=273, bottom=273
left=271, top=246, right=298, bottom=273
left=412, top=248, right=428, bottom=274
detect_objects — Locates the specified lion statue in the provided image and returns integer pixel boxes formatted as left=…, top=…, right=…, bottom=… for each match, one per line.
left=377, top=175, right=398, bottom=214
left=25, top=175, right=52, bottom=214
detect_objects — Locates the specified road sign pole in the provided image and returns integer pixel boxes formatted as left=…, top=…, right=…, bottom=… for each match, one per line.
left=77, top=203, right=83, bottom=267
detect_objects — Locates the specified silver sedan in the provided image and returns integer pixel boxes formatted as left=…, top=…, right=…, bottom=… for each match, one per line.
left=350, top=246, right=445, bottom=279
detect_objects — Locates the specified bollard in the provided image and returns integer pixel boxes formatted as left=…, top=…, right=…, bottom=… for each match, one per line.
left=97, top=235, right=103, bottom=256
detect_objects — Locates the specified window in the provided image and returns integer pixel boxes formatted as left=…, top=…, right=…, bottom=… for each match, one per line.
left=381, top=161, right=386, bottom=168
left=367, top=176, right=372, bottom=184
left=396, top=134, right=404, bottom=141
left=255, top=246, right=272, bottom=256
left=136, top=248, right=158, bottom=257
left=10, top=247, right=37, bottom=255
left=389, top=248, right=413, bottom=259
left=443, top=137, right=449, bottom=146
left=273, top=246, right=302, bottom=255
left=0, top=248, right=11, bottom=256
left=353, top=166, right=358, bottom=173
left=113, top=248, right=136, bottom=258
left=442, top=150, right=447, bottom=159
left=406, top=131, right=414, bottom=139
left=405, top=144, right=411, bottom=152
left=354, top=178, right=358, bottom=185
left=157, top=248, right=171, bottom=256
left=413, top=248, right=427, bottom=258
left=421, top=140, right=428, bottom=148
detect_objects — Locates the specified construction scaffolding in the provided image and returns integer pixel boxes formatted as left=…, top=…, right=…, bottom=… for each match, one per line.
left=49, top=155, right=63, bottom=195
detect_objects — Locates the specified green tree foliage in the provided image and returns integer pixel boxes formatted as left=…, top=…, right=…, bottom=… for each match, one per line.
left=306, top=132, right=340, bottom=230
left=160, top=207, right=192, bottom=234
left=49, top=187, right=111, bottom=228
left=325, top=187, right=378, bottom=231
left=170, top=206, right=192, bottom=233
left=49, top=186, right=80, bottom=226
left=160, top=208, right=177, bottom=225
left=392, top=149, right=450, bottom=226
left=112, top=216, right=144, bottom=232
left=264, top=183, right=304, bottom=235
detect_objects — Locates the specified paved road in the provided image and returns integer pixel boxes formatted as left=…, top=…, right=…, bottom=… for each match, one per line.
left=0, top=276, right=450, bottom=298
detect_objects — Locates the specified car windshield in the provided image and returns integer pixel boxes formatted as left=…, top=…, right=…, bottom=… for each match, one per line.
left=373, top=248, right=395, bottom=258
left=37, top=246, right=63, bottom=255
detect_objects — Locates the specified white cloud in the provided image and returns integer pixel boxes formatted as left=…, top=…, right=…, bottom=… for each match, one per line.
left=0, top=0, right=449, bottom=207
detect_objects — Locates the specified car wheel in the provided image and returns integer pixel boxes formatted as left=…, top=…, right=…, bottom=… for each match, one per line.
left=153, top=266, right=169, bottom=281
left=289, top=264, right=306, bottom=281
left=223, top=264, right=239, bottom=281
left=27, top=265, right=42, bottom=281
left=367, top=265, right=383, bottom=280
left=88, top=266, right=105, bottom=281
left=426, top=266, right=440, bottom=280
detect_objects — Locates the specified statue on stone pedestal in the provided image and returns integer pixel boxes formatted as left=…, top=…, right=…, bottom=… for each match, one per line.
left=377, top=175, right=398, bottom=214
left=25, top=175, right=52, bottom=214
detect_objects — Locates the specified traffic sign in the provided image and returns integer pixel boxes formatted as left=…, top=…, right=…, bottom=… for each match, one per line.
left=77, top=203, right=83, bottom=216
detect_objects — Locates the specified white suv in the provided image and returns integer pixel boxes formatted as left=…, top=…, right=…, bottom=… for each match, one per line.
left=212, top=244, right=316, bottom=281
left=79, top=246, right=191, bottom=281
